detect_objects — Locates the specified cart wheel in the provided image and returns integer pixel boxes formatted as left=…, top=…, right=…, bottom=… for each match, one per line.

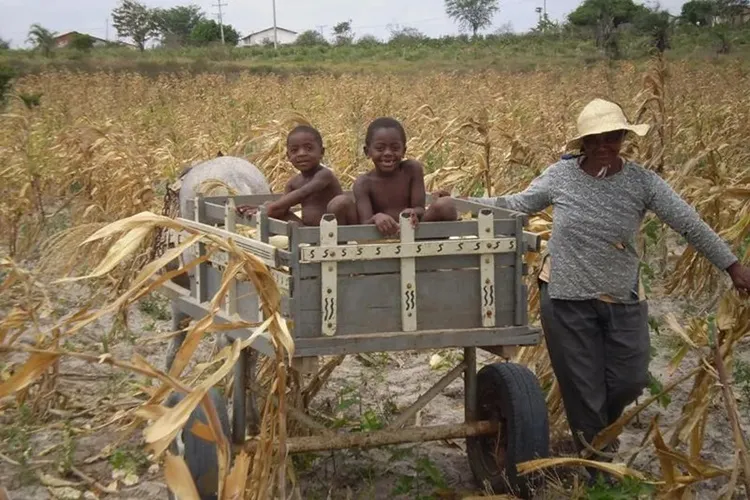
left=466, top=362, right=549, bottom=499
left=165, top=387, right=232, bottom=500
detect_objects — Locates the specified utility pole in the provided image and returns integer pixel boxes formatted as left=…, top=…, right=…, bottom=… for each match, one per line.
left=105, top=17, right=109, bottom=41
left=214, top=0, right=228, bottom=44
left=272, top=0, right=278, bottom=49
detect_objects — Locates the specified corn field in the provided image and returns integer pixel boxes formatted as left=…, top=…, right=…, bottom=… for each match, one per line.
left=2, top=56, right=750, bottom=499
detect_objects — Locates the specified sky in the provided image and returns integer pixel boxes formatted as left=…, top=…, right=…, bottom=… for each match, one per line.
left=1, top=0, right=690, bottom=48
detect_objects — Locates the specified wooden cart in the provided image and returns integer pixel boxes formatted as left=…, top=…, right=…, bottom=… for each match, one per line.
left=160, top=193, right=551, bottom=499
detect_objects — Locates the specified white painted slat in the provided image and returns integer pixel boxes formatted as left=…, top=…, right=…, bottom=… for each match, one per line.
left=224, top=199, right=238, bottom=316
left=478, top=209, right=496, bottom=327
left=400, top=213, right=417, bottom=332
left=299, top=237, right=516, bottom=263
left=320, top=215, right=337, bottom=336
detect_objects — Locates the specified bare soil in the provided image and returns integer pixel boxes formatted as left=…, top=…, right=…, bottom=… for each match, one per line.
left=1, top=277, right=749, bottom=500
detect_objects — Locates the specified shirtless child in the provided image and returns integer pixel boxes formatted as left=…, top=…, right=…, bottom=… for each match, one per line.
left=353, top=117, right=457, bottom=237
left=237, top=125, right=357, bottom=226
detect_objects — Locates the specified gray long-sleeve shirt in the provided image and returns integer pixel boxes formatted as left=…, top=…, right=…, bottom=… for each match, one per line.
left=471, top=157, right=737, bottom=303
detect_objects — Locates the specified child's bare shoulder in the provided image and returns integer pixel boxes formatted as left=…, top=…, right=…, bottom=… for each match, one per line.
left=401, top=159, right=425, bottom=175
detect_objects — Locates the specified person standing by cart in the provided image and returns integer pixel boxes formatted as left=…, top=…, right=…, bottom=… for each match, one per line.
left=441, top=98, right=750, bottom=480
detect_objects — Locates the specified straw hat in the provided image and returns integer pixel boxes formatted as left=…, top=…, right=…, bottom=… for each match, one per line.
left=566, top=98, right=650, bottom=151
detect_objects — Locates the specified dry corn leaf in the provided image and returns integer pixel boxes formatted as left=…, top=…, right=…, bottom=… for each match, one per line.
left=64, top=225, right=153, bottom=282
left=223, top=450, right=251, bottom=500
left=0, top=352, right=59, bottom=398
left=517, top=457, right=646, bottom=480
left=163, top=453, right=201, bottom=500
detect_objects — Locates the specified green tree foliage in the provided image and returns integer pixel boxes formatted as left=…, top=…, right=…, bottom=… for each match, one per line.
left=634, top=6, right=673, bottom=52
left=0, top=38, right=9, bottom=50
left=681, top=0, right=718, bottom=26
left=445, top=0, right=500, bottom=37
left=388, top=26, right=426, bottom=45
left=295, top=30, right=328, bottom=46
left=332, top=20, right=354, bottom=45
left=26, top=24, right=57, bottom=57
left=68, top=33, right=95, bottom=51
left=189, top=19, right=240, bottom=46
left=717, top=0, right=750, bottom=23
left=568, top=0, right=648, bottom=28
left=153, top=4, right=205, bottom=46
left=111, top=0, right=159, bottom=51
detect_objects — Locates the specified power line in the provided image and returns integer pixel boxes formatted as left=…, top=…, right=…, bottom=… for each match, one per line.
left=213, top=0, right=228, bottom=44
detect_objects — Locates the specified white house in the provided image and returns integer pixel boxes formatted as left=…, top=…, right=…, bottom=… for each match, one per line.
left=239, top=27, right=298, bottom=46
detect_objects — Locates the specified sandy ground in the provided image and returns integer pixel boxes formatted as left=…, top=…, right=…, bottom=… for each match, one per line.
left=1, top=277, right=749, bottom=500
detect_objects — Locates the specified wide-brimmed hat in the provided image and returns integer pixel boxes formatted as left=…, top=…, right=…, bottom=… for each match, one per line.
left=566, top=98, right=650, bottom=151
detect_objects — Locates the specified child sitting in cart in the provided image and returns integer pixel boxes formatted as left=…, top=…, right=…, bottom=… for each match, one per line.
left=237, top=125, right=357, bottom=227
left=353, top=117, right=457, bottom=237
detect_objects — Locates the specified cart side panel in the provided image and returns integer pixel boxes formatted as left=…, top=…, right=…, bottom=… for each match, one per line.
left=295, top=266, right=516, bottom=338
left=205, top=265, right=292, bottom=320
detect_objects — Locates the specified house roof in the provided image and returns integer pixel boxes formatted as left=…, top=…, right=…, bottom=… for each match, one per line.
left=54, top=31, right=108, bottom=43
left=241, top=27, right=298, bottom=39
left=53, top=31, right=137, bottom=48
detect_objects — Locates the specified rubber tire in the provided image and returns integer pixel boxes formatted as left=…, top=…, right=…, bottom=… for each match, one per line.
left=166, top=387, right=232, bottom=500
left=466, top=362, right=550, bottom=499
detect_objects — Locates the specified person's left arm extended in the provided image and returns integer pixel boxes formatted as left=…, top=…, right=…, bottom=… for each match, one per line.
left=646, top=170, right=750, bottom=291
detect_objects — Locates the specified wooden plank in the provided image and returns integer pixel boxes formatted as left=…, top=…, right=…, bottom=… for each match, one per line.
left=155, top=279, right=276, bottom=358
left=202, top=193, right=283, bottom=206
left=288, top=221, right=303, bottom=339
left=258, top=205, right=270, bottom=243
left=268, top=217, right=289, bottom=235
left=195, top=194, right=208, bottom=303
left=175, top=217, right=278, bottom=267
left=297, top=219, right=517, bottom=244
left=299, top=238, right=517, bottom=263
left=298, top=253, right=516, bottom=278
left=320, top=215, right=338, bottom=336
left=295, top=267, right=517, bottom=338
left=451, top=198, right=529, bottom=226
left=514, top=215, right=524, bottom=326
left=293, top=327, right=541, bottom=357
left=205, top=265, right=291, bottom=319
left=399, top=213, right=417, bottom=332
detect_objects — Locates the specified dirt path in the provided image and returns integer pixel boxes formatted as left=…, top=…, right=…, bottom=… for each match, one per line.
left=1, top=284, right=749, bottom=500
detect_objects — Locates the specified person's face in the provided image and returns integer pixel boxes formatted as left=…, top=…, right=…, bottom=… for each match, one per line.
left=364, top=128, right=405, bottom=174
left=287, top=131, right=323, bottom=172
left=582, top=130, right=626, bottom=165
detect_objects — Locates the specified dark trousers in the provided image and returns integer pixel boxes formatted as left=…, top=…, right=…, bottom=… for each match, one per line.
left=539, top=282, right=651, bottom=457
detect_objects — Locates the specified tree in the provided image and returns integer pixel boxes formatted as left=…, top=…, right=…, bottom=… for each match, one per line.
left=332, top=20, right=354, bottom=45
left=388, top=25, right=426, bottom=45
left=189, top=19, right=240, bottom=46
left=717, top=0, right=750, bottom=24
left=445, top=0, right=500, bottom=37
left=634, top=6, right=673, bottom=52
left=68, top=33, right=95, bottom=51
left=26, top=24, right=56, bottom=57
left=295, top=30, right=328, bottom=46
left=568, top=0, right=648, bottom=28
left=111, top=0, right=159, bottom=51
left=681, top=0, right=717, bottom=25
left=153, top=4, right=205, bottom=46
left=357, top=34, right=381, bottom=46
left=0, top=38, right=9, bottom=50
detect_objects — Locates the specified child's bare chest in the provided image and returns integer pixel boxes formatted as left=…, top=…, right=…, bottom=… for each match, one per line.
left=370, top=172, right=412, bottom=211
